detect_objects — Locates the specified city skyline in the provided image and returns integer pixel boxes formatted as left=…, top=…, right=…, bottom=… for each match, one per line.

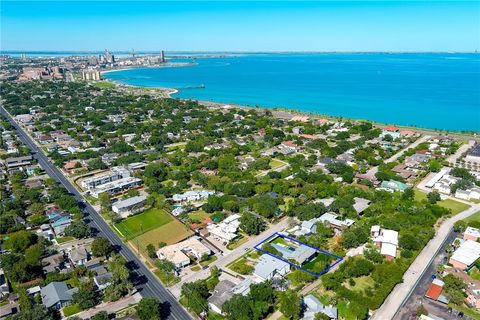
left=2, top=1, right=479, bottom=52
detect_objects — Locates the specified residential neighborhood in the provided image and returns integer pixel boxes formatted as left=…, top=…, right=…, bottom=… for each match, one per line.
left=0, top=74, right=479, bottom=320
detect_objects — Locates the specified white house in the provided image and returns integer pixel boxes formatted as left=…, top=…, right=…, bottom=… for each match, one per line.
left=253, top=254, right=291, bottom=281
left=172, top=190, right=214, bottom=202
left=371, top=226, right=398, bottom=261
left=206, top=214, right=241, bottom=243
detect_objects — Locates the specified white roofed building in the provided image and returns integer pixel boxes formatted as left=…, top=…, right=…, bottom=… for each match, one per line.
left=206, top=214, right=241, bottom=243
left=112, top=195, right=147, bottom=218
left=371, top=226, right=398, bottom=261
left=449, top=240, right=480, bottom=271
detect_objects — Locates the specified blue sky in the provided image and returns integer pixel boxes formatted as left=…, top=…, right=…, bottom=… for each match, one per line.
left=1, top=1, right=479, bottom=52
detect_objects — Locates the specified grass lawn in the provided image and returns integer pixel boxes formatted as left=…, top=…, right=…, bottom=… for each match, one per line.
left=270, top=158, right=286, bottom=170
left=414, top=189, right=470, bottom=215
left=191, top=265, right=201, bottom=272
left=63, top=304, right=81, bottom=317
left=166, top=142, right=187, bottom=151
left=55, top=236, right=74, bottom=244
left=469, top=267, right=480, bottom=281
left=91, top=81, right=115, bottom=89
left=449, top=303, right=480, bottom=319
left=154, top=269, right=180, bottom=287
left=132, top=219, right=192, bottom=253
left=347, top=276, right=375, bottom=293
left=200, top=255, right=218, bottom=267
left=115, top=208, right=173, bottom=239
left=439, top=199, right=470, bottom=215
left=303, top=252, right=334, bottom=273
left=270, top=236, right=288, bottom=245
left=189, top=210, right=210, bottom=222
left=464, top=211, right=480, bottom=224
left=226, top=234, right=248, bottom=250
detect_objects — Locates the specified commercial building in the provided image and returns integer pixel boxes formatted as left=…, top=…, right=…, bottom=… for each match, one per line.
left=449, top=240, right=480, bottom=270
left=4, top=155, right=33, bottom=173
left=112, top=195, right=147, bottom=218
left=81, top=69, right=101, bottom=81
left=81, top=167, right=130, bottom=190
left=90, top=177, right=142, bottom=198
left=156, top=237, right=211, bottom=269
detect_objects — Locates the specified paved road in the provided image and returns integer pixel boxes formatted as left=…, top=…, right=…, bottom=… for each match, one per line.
left=0, top=106, right=192, bottom=320
left=170, top=218, right=289, bottom=297
left=372, top=202, right=480, bottom=320
left=385, top=135, right=432, bottom=163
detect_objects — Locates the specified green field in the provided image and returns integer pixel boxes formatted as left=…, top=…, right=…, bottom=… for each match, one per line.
left=133, top=219, right=192, bottom=251
left=414, top=189, right=470, bottom=215
left=114, top=208, right=173, bottom=239
left=270, top=158, right=287, bottom=170
left=348, top=276, right=375, bottom=293
left=91, top=81, right=115, bottom=89
left=464, top=211, right=480, bottom=224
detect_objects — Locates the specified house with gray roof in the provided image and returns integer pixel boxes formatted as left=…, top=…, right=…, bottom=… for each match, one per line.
left=253, top=254, right=291, bottom=281
left=208, top=279, right=253, bottom=314
left=271, top=242, right=316, bottom=265
left=303, top=294, right=338, bottom=319
left=68, top=246, right=89, bottom=266
left=207, top=280, right=236, bottom=314
left=40, top=281, right=77, bottom=310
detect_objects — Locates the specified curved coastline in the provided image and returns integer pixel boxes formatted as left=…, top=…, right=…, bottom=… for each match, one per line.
left=102, top=59, right=480, bottom=134
left=102, top=73, right=477, bottom=137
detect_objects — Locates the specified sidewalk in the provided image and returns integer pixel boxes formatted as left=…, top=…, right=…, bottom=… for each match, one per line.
left=68, top=292, right=142, bottom=319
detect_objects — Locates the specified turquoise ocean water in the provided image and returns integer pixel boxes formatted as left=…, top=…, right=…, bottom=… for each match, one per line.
left=103, top=53, right=480, bottom=131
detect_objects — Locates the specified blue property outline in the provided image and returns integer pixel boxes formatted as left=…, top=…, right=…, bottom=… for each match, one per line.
left=253, top=232, right=343, bottom=277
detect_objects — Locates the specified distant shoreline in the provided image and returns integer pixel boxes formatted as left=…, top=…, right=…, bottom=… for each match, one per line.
left=102, top=76, right=478, bottom=138
left=102, top=58, right=480, bottom=136
left=100, top=62, right=196, bottom=75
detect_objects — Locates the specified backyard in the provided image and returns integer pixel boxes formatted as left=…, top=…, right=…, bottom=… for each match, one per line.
left=114, top=208, right=173, bottom=239
left=414, top=189, right=470, bottom=215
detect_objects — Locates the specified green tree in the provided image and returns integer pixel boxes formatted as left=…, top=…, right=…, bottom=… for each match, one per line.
left=427, top=191, right=441, bottom=204
left=91, top=311, right=109, bottom=320
left=240, top=212, right=265, bottom=235
left=278, top=290, right=301, bottom=320
left=222, top=294, right=252, bottom=320
left=146, top=244, right=157, bottom=259
left=181, top=280, right=209, bottom=315
left=64, top=220, right=91, bottom=239
left=91, top=237, right=114, bottom=258
left=104, top=256, right=133, bottom=301
left=136, top=298, right=161, bottom=320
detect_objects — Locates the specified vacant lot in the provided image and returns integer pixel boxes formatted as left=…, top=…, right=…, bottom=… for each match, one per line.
left=463, top=211, right=480, bottom=224
left=414, top=189, right=470, bottom=215
left=132, top=218, right=192, bottom=252
left=91, top=81, right=115, bottom=89
left=115, top=208, right=173, bottom=239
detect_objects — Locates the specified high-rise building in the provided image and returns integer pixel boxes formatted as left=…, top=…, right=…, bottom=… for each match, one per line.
left=103, top=49, right=115, bottom=64
left=81, top=69, right=101, bottom=81
left=160, top=50, right=165, bottom=63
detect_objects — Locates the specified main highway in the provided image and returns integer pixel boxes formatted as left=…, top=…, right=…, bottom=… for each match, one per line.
left=0, top=106, right=192, bottom=320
